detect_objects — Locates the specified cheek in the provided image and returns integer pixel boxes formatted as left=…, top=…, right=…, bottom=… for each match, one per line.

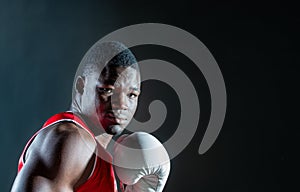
left=128, top=99, right=138, bottom=113
left=83, top=91, right=96, bottom=109
left=96, top=95, right=111, bottom=111
left=98, top=95, right=108, bottom=103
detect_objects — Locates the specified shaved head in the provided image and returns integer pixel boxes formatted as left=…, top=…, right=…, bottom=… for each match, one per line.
left=77, top=41, right=138, bottom=78
left=72, top=41, right=139, bottom=99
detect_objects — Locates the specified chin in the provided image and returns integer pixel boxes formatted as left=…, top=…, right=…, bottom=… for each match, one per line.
left=105, top=124, right=124, bottom=136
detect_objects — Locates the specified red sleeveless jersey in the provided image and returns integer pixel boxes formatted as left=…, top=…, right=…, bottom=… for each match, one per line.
left=17, top=112, right=118, bottom=192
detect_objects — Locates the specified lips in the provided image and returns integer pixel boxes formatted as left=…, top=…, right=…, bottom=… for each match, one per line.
left=105, top=112, right=128, bottom=124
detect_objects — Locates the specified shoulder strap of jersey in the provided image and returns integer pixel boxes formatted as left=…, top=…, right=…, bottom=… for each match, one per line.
left=42, top=111, right=95, bottom=137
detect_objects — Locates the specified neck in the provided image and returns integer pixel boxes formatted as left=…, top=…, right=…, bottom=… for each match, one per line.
left=70, top=105, right=113, bottom=149
left=70, top=101, right=82, bottom=114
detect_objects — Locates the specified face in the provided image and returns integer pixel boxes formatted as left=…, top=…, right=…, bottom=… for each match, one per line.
left=80, top=66, right=141, bottom=135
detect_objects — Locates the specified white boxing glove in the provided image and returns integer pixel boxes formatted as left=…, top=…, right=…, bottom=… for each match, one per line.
left=113, top=132, right=170, bottom=192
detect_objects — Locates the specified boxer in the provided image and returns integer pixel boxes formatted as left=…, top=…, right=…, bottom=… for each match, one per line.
left=11, top=41, right=170, bottom=192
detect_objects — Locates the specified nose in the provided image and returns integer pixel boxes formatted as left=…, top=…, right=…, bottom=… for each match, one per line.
left=111, top=92, right=128, bottom=110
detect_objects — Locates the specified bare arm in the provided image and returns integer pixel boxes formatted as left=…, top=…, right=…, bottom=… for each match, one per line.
left=11, top=122, right=96, bottom=192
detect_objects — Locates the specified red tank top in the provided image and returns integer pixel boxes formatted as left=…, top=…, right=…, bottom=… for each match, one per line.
left=17, top=112, right=118, bottom=192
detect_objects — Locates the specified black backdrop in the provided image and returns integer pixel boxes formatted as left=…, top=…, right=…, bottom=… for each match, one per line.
left=1, top=0, right=287, bottom=191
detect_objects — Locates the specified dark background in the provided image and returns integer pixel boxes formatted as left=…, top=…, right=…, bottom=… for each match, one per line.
left=1, top=0, right=288, bottom=191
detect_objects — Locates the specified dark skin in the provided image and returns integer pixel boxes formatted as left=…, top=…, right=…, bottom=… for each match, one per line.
left=11, top=66, right=141, bottom=191
left=97, top=66, right=141, bottom=135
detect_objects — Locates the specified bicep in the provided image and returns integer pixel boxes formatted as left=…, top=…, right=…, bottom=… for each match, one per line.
left=11, top=155, right=73, bottom=192
left=11, top=124, right=96, bottom=192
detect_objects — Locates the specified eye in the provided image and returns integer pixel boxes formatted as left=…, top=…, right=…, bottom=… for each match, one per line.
left=129, top=92, right=139, bottom=99
left=97, top=88, right=113, bottom=95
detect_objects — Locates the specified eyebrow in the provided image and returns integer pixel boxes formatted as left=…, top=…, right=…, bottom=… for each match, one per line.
left=96, top=83, right=114, bottom=88
left=96, top=83, right=140, bottom=91
left=130, top=87, right=140, bottom=92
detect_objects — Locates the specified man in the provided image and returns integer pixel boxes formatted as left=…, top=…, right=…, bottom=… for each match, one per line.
left=11, top=41, right=170, bottom=192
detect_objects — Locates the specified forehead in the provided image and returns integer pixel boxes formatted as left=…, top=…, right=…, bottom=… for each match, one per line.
left=97, top=66, right=140, bottom=86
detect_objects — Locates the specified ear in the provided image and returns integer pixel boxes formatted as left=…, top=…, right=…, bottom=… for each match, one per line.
left=75, top=76, right=85, bottom=95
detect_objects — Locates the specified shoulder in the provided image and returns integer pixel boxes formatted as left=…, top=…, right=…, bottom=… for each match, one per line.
left=40, top=121, right=95, bottom=147
left=35, top=122, right=96, bottom=152
left=25, top=122, right=97, bottom=174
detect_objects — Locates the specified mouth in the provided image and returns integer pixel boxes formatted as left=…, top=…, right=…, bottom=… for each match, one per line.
left=105, top=112, right=128, bottom=125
